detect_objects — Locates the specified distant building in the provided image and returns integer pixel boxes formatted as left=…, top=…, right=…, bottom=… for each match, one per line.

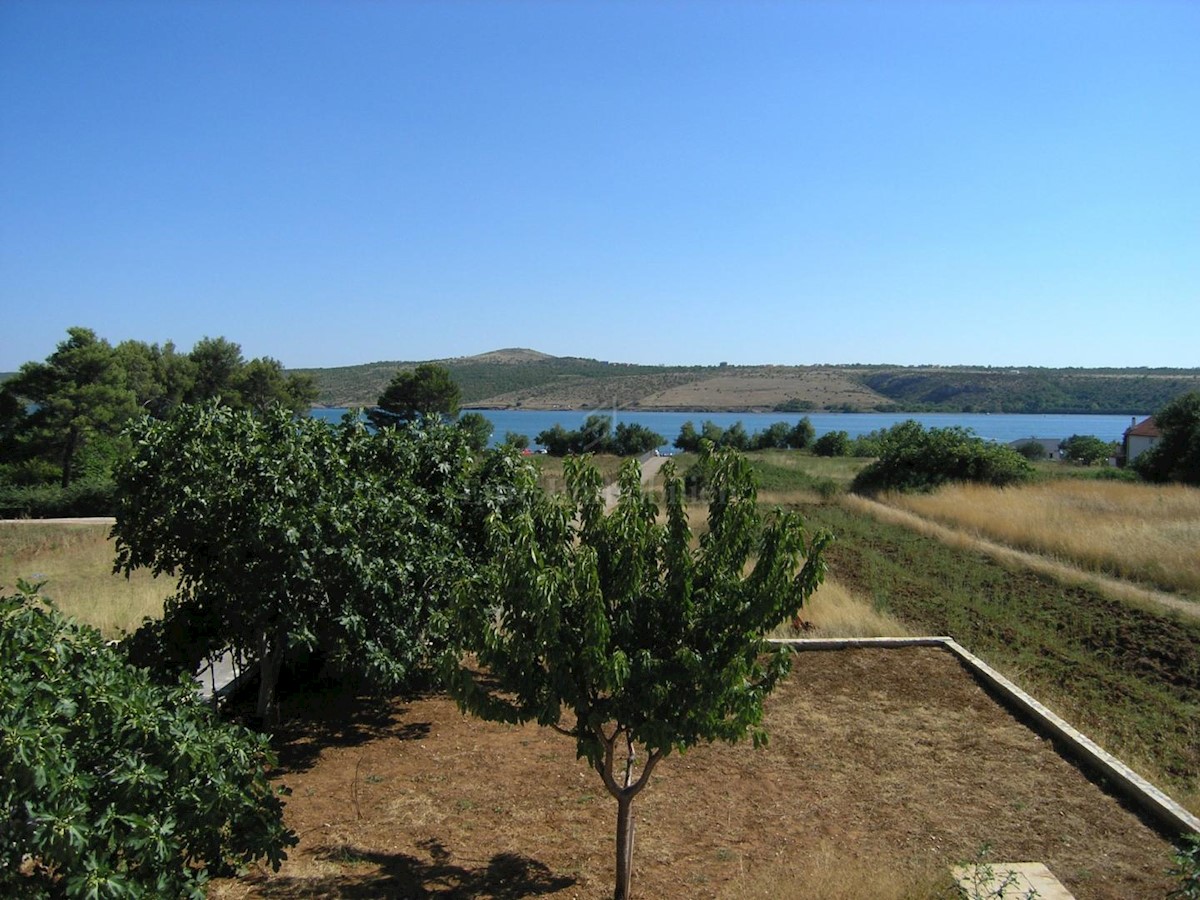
left=1122, top=416, right=1160, bottom=466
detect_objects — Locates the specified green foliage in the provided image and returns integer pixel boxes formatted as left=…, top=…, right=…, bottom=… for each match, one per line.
left=1, top=328, right=317, bottom=497
left=863, top=368, right=1200, bottom=414
left=1013, top=440, right=1048, bottom=461
left=536, top=415, right=663, bottom=457
left=1, top=327, right=138, bottom=488
left=722, top=421, right=750, bottom=451
left=812, top=430, right=851, bottom=457
left=701, top=420, right=726, bottom=446
left=752, top=422, right=790, bottom=451
left=457, top=411, right=493, bottom=452
left=1059, top=434, right=1116, bottom=466
left=773, top=397, right=816, bottom=413
left=293, top=353, right=711, bottom=409
left=294, top=353, right=1200, bottom=414
left=848, top=427, right=896, bottom=457
left=114, top=340, right=194, bottom=419
left=850, top=421, right=1033, bottom=494
left=112, top=403, right=507, bottom=717
left=503, top=431, right=530, bottom=450
left=444, top=446, right=830, bottom=898
left=674, top=419, right=729, bottom=451
left=0, top=583, right=295, bottom=897
left=610, top=421, right=665, bottom=456
left=233, top=357, right=317, bottom=416
left=0, top=480, right=116, bottom=519
left=685, top=419, right=817, bottom=452
left=742, top=455, right=841, bottom=499
left=367, top=363, right=462, bottom=429
left=1168, top=833, right=1200, bottom=900
left=786, top=417, right=815, bottom=449
left=185, top=336, right=244, bottom=403
left=184, top=337, right=315, bottom=416
left=535, top=423, right=574, bottom=456
left=674, top=420, right=700, bottom=452
left=1135, top=392, right=1200, bottom=486
left=677, top=419, right=802, bottom=454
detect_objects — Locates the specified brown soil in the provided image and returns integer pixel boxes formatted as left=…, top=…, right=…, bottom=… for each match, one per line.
left=211, top=647, right=1178, bottom=899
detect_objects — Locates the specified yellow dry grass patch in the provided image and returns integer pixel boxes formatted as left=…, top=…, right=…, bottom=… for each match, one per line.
left=771, top=579, right=911, bottom=640
left=718, top=841, right=949, bottom=900
left=883, top=480, right=1200, bottom=598
left=0, top=523, right=170, bottom=637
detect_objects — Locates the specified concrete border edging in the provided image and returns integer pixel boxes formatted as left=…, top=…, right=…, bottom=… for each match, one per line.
left=769, top=636, right=1200, bottom=839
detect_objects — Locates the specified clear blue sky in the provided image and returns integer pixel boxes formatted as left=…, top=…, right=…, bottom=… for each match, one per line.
left=2, top=0, right=1197, bottom=371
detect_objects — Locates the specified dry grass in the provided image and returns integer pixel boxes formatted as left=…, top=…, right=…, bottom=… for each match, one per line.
left=533, top=453, right=627, bottom=494
left=718, top=845, right=950, bottom=900
left=840, top=493, right=1200, bottom=622
left=0, top=523, right=170, bottom=637
left=771, top=579, right=912, bottom=639
left=635, top=368, right=891, bottom=411
left=883, top=480, right=1200, bottom=599
left=211, top=648, right=1177, bottom=899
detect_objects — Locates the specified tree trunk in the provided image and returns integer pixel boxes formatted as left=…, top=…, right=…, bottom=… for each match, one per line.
left=614, top=794, right=635, bottom=900
left=60, top=425, right=78, bottom=489
left=256, top=630, right=285, bottom=722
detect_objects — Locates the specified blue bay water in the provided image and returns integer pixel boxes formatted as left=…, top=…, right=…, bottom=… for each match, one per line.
left=311, top=408, right=1143, bottom=450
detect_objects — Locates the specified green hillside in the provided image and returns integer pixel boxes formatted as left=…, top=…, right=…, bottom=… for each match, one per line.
left=292, top=350, right=709, bottom=408
left=290, top=351, right=1200, bottom=414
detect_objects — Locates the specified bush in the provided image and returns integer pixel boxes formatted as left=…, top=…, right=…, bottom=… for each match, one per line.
left=0, top=479, right=116, bottom=518
left=1168, top=832, right=1200, bottom=899
left=1060, top=434, right=1116, bottom=466
left=850, top=421, right=1033, bottom=495
left=1013, top=440, right=1047, bottom=461
left=1, top=583, right=295, bottom=897
left=812, top=431, right=851, bottom=457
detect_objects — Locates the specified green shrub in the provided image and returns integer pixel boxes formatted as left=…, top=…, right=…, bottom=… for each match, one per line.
left=850, top=421, right=1033, bottom=495
left=1, top=583, right=295, bottom=897
left=812, top=430, right=851, bottom=457
left=1013, top=440, right=1047, bottom=461
left=1168, top=833, right=1200, bottom=900
left=0, top=479, right=116, bottom=518
left=1060, top=434, right=1117, bottom=466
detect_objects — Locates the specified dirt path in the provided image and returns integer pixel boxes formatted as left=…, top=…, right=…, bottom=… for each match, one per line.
left=850, top=496, right=1200, bottom=622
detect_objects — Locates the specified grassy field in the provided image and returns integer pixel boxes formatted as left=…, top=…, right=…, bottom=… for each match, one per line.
left=788, top=495, right=1200, bottom=812
left=743, top=454, right=1200, bottom=812
left=746, top=449, right=866, bottom=498
left=0, top=523, right=169, bottom=637
left=531, top=453, right=626, bottom=494
left=883, top=480, right=1200, bottom=599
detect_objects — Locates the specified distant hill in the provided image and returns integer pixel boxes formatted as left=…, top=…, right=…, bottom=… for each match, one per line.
left=289, top=351, right=1200, bottom=415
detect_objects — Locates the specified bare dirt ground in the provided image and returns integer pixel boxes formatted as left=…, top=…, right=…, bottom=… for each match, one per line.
left=211, top=647, right=1178, bottom=899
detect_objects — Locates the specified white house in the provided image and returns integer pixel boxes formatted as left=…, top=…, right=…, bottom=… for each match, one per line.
left=1123, top=416, right=1160, bottom=466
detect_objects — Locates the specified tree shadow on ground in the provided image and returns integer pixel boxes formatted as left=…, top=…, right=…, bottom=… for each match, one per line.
left=246, top=838, right=577, bottom=898
left=229, top=675, right=433, bottom=775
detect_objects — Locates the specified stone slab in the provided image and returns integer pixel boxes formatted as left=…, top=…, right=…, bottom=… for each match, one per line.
left=952, top=861, right=1075, bottom=899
